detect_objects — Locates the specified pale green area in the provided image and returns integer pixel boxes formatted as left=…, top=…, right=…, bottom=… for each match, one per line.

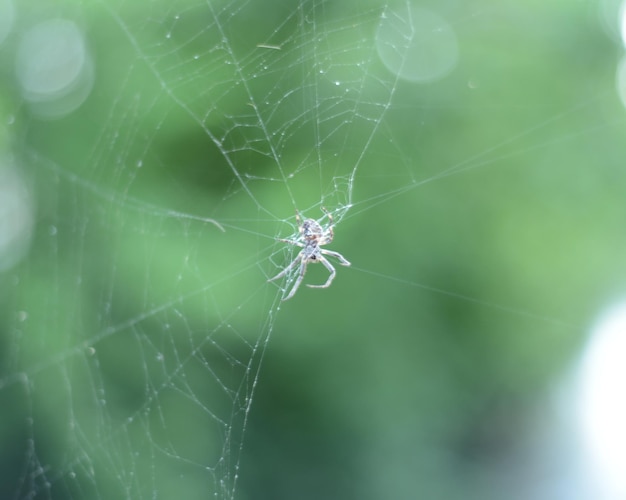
left=1, top=1, right=625, bottom=499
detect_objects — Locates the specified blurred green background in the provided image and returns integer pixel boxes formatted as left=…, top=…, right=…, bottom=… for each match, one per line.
left=1, top=0, right=625, bottom=499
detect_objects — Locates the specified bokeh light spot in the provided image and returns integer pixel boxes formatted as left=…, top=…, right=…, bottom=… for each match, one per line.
left=0, top=164, right=34, bottom=272
left=15, top=18, right=94, bottom=119
left=578, top=300, right=626, bottom=499
left=375, top=5, right=458, bottom=83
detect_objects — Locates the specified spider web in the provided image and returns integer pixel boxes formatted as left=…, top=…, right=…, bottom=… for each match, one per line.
left=1, top=0, right=626, bottom=499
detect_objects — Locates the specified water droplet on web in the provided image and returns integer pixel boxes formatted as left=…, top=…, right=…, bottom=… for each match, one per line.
left=0, top=165, right=35, bottom=271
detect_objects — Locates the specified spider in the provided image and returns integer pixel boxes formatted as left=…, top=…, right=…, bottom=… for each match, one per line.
left=268, top=207, right=351, bottom=301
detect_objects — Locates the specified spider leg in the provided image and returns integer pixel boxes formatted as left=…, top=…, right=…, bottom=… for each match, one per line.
left=320, top=249, right=351, bottom=266
left=283, top=259, right=308, bottom=301
left=277, top=238, right=304, bottom=247
left=268, top=252, right=302, bottom=282
left=306, top=256, right=336, bottom=289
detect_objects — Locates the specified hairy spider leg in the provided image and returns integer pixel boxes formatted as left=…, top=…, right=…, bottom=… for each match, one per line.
left=320, top=249, right=351, bottom=266
left=306, top=250, right=351, bottom=289
left=305, top=256, right=336, bottom=289
left=267, top=252, right=301, bottom=283
left=282, top=256, right=308, bottom=301
left=268, top=247, right=310, bottom=301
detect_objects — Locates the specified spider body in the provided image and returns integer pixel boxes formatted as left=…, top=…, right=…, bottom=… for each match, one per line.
left=268, top=208, right=350, bottom=301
